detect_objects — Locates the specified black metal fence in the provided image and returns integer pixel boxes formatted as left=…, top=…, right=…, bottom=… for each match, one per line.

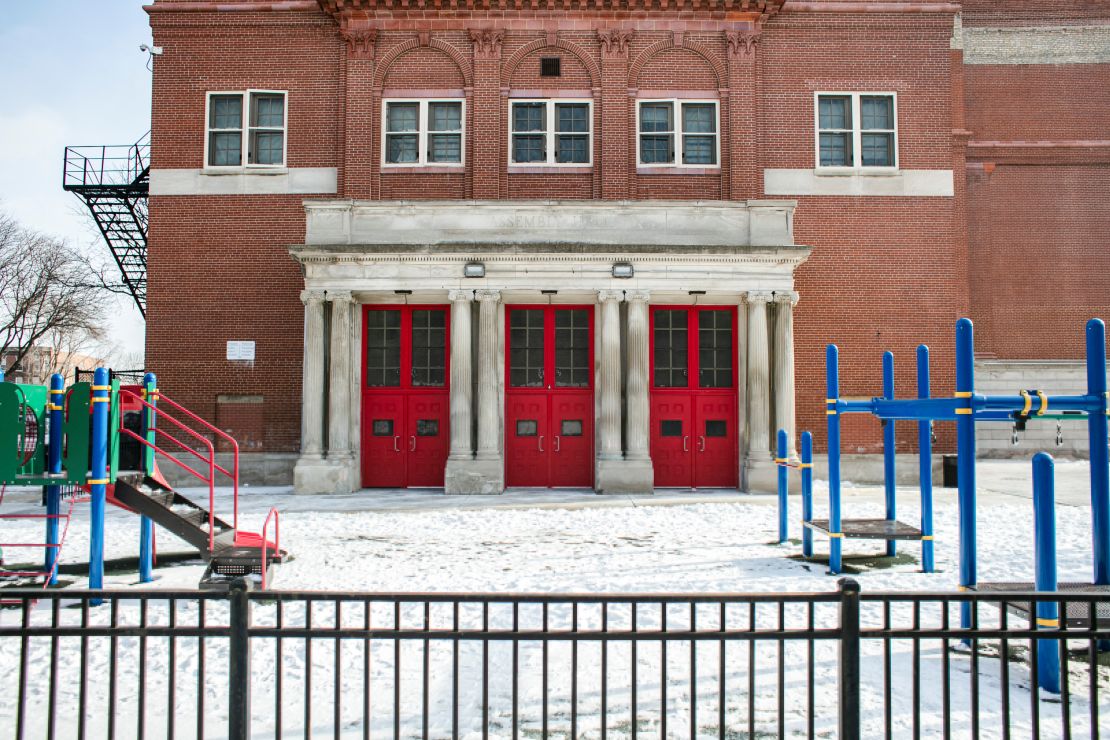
left=0, top=581, right=1106, bottom=739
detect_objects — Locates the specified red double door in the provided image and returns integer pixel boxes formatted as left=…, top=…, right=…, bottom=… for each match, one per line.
left=361, top=305, right=450, bottom=488
left=650, top=306, right=739, bottom=489
left=505, top=306, right=594, bottom=488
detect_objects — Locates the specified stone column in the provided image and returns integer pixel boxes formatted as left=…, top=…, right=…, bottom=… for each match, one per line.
left=327, top=291, right=354, bottom=467
left=774, top=291, right=799, bottom=459
left=446, top=289, right=504, bottom=494
left=294, top=289, right=328, bottom=492
left=744, top=290, right=776, bottom=491
left=447, top=290, right=473, bottom=461
left=625, top=290, right=651, bottom=461
left=598, top=290, right=623, bottom=461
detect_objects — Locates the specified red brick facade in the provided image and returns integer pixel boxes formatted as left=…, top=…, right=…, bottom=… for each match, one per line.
left=144, top=0, right=1110, bottom=469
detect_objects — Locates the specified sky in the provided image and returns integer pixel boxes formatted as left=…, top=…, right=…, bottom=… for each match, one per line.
left=0, top=1, right=153, bottom=359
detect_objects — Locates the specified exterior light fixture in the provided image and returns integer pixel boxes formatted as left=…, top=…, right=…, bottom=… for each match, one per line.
left=612, top=262, right=634, bottom=279
left=394, top=289, right=413, bottom=295
left=464, top=262, right=485, bottom=278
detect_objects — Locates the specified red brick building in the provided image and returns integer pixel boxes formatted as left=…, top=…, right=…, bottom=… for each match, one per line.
left=142, top=0, right=1110, bottom=493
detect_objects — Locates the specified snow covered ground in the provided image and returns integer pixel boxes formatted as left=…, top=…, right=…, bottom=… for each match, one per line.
left=0, top=459, right=1106, bottom=737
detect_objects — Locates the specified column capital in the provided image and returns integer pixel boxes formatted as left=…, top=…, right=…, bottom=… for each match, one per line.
left=469, top=29, right=504, bottom=60
left=746, top=290, right=774, bottom=304
left=328, top=290, right=354, bottom=305
left=626, top=289, right=651, bottom=303
left=597, top=289, right=624, bottom=303
left=448, top=289, right=473, bottom=302
left=475, top=288, right=501, bottom=303
left=597, top=29, right=634, bottom=59
left=774, top=290, right=800, bottom=307
left=725, top=27, right=761, bottom=60
left=300, top=289, right=325, bottom=306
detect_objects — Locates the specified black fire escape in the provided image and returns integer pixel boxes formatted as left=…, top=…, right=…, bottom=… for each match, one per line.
left=62, top=132, right=150, bottom=317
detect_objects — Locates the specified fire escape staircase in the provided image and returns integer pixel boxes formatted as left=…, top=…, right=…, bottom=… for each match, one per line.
left=62, top=132, right=150, bottom=316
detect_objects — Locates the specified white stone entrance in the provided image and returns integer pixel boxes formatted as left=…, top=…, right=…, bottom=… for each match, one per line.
left=290, top=200, right=809, bottom=495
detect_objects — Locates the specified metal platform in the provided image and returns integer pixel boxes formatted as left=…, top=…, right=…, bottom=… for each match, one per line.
left=974, top=582, right=1110, bottom=628
left=804, top=518, right=924, bottom=540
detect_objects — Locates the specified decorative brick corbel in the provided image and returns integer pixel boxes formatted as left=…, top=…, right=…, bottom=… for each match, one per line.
left=340, top=23, right=377, bottom=60
left=469, top=29, right=505, bottom=61
left=725, top=28, right=761, bottom=59
left=597, top=29, right=634, bottom=59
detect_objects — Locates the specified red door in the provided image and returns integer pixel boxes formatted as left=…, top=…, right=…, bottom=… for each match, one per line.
left=360, top=305, right=450, bottom=488
left=505, top=306, right=594, bottom=488
left=649, top=306, right=739, bottom=489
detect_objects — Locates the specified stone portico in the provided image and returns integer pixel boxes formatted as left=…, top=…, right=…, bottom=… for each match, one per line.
left=290, top=200, right=809, bottom=495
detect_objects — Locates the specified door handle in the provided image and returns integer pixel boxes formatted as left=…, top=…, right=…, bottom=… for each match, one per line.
left=538, top=435, right=545, bottom=453
left=554, top=436, right=561, bottom=453
left=698, top=436, right=706, bottom=452
left=393, top=436, right=400, bottom=452
left=410, top=435, right=416, bottom=452
left=682, top=435, right=689, bottom=453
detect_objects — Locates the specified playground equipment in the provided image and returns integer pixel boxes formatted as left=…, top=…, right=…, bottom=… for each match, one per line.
left=774, top=429, right=814, bottom=547
left=809, top=318, right=1109, bottom=629
left=805, top=346, right=937, bottom=573
left=0, top=368, right=285, bottom=593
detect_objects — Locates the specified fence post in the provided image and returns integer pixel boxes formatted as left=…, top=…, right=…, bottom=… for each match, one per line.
left=229, top=578, right=253, bottom=740
left=838, top=578, right=861, bottom=740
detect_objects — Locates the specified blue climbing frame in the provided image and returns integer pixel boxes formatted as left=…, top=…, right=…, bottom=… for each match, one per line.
left=816, top=318, right=1109, bottom=607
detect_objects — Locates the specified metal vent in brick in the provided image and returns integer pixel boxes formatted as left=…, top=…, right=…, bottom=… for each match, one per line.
left=540, top=57, right=561, bottom=77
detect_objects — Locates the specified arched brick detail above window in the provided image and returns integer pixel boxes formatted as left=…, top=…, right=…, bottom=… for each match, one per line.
left=375, top=38, right=473, bottom=89
left=629, top=37, right=726, bottom=90
left=501, top=37, right=601, bottom=89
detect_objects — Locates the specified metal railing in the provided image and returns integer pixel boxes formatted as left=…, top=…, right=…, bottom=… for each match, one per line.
left=62, top=131, right=150, bottom=190
left=0, top=581, right=1106, bottom=739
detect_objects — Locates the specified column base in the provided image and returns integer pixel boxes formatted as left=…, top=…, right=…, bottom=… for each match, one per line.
left=293, top=455, right=355, bottom=494
left=744, top=455, right=778, bottom=494
left=595, top=458, right=655, bottom=495
left=445, top=458, right=505, bottom=495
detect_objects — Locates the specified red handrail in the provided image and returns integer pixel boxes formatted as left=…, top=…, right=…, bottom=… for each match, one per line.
left=260, top=507, right=280, bottom=590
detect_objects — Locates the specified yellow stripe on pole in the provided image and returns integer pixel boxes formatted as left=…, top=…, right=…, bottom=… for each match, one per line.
left=827, top=410, right=838, bottom=415
left=954, top=391, right=972, bottom=398
left=87, top=478, right=110, bottom=485
left=829, top=532, right=844, bottom=538
left=1036, top=617, right=1059, bottom=628
left=955, top=408, right=972, bottom=415
left=91, top=385, right=111, bottom=391
left=48, top=389, right=64, bottom=395
left=921, top=535, right=934, bottom=541
left=798, top=463, right=813, bottom=469
left=90, top=397, right=111, bottom=404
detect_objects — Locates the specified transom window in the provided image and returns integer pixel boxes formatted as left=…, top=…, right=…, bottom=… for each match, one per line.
left=509, top=100, right=592, bottom=166
left=206, top=91, right=286, bottom=168
left=637, top=100, right=719, bottom=167
left=382, top=99, right=465, bottom=166
left=815, top=92, right=898, bottom=169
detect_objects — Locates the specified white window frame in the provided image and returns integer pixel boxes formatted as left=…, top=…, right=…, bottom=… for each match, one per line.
left=635, top=99, right=720, bottom=169
left=813, top=91, right=899, bottom=172
left=203, top=90, right=288, bottom=171
left=507, top=98, right=594, bottom=168
left=380, top=98, right=466, bottom=168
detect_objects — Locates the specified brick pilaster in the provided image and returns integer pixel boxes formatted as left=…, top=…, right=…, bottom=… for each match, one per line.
left=598, top=30, right=633, bottom=200
left=469, top=29, right=504, bottom=200
left=725, top=27, right=761, bottom=201
left=339, top=20, right=377, bottom=199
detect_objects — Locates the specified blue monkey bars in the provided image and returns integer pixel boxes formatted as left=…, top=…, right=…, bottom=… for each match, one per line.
left=808, top=318, right=1109, bottom=613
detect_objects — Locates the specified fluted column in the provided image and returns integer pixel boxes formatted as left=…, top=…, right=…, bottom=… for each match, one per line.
left=625, top=290, right=651, bottom=460
left=327, top=291, right=354, bottom=461
left=299, top=290, right=326, bottom=459
left=746, top=291, right=773, bottom=459
left=598, top=290, right=623, bottom=460
left=475, top=289, right=501, bottom=460
left=448, top=290, right=473, bottom=460
left=774, top=291, right=799, bottom=458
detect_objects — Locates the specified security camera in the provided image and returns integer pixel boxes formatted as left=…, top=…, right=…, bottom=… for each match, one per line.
left=139, top=44, right=164, bottom=56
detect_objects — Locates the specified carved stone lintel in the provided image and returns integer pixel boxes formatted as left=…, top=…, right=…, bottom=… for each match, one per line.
left=597, top=29, right=634, bottom=58
left=725, top=28, right=761, bottom=59
left=469, top=29, right=505, bottom=60
left=340, top=25, right=377, bottom=60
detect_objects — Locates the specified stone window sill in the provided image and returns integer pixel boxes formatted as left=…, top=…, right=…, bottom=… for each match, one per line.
left=814, top=167, right=900, bottom=178
left=381, top=166, right=466, bottom=174
left=201, top=167, right=289, bottom=176
left=637, top=166, right=720, bottom=176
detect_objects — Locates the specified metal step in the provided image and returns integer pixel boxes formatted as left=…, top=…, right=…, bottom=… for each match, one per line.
left=112, top=474, right=234, bottom=555
left=199, top=548, right=274, bottom=592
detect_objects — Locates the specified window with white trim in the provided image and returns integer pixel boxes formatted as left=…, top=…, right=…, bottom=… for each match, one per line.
left=206, top=91, right=287, bottom=168
left=382, top=99, right=465, bottom=166
left=509, top=99, right=592, bottom=166
left=815, top=93, right=897, bottom=169
left=637, top=100, right=719, bottom=167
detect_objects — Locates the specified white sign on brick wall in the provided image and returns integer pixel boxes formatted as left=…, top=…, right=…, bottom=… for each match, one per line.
left=226, top=341, right=256, bottom=362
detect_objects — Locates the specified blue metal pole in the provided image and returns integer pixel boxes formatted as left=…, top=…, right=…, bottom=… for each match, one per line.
left=955, top=318, right=977, bottom=629
left=1086, top=319, right=1109, bottom=587
left=883, top=351, right=897, bottom=557
left=1032, top=452, right=1061, bottom=694
left=45, top=373, right=64, bottom=586
left=827, top=344, right=843, bottom=574
left=917, top=345, right=935, bottom=573
left=89, top=368, right=109, bottom=602
left=139, top=372, right=156, bottom=583
left=801, top=431, right=814, bottom=559
left=777, top=429, right=788, bottom=544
